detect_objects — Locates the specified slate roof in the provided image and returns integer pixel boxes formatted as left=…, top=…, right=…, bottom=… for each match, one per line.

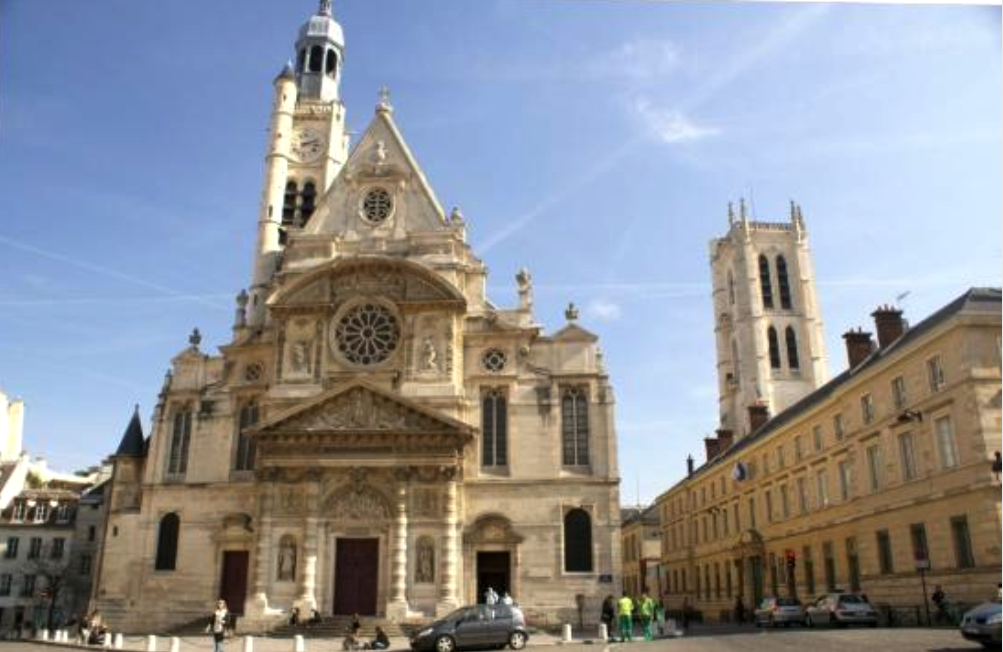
left=114, top=406, right=146, bottom=457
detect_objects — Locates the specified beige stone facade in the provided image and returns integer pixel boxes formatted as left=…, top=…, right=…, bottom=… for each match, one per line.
left=657, top=283, right=1002, bottom=621
left=93, top=3, right=620, bottom=633
left=619, top=506, right=660, bottom=599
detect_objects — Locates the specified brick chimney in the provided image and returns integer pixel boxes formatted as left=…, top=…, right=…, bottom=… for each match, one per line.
left=748, top=403, right=770, bottom=433
left=872, top=305, right=906, bottom=348
left=716, top=428, right=735, bottom=452
left=686, top=454, right=695, bottom=477
left=704, top=437, right=721, bottom=461
left=843, top=328, right=875, bottom=368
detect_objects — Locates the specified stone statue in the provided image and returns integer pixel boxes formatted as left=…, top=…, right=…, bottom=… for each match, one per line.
left=290, top=340, right=312, bottom=374
left=421, top=336, right=438, bottom=372
left=416, top=538, right=435, bottom=583
left=278, top=538, right=297, bottom=581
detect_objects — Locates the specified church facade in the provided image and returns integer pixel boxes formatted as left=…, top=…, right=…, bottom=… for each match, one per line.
left=95, top=2, right=621, bottom=631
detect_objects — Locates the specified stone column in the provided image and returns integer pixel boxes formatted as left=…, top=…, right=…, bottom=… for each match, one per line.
left=387, top=468, right=410, bottom=620
left=248, top=470, right=277, bottom=617
left=296, top=473, right=321, bottom=611
left=437, top=466, right=460, bottom=616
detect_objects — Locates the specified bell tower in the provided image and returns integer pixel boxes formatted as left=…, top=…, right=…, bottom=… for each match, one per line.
left=247, top=0, right=350, bottom=326
left=709, top=200, right=829, bottom=438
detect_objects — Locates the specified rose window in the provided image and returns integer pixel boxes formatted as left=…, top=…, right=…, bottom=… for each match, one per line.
left=482, top=348, right=506, bottom=372
left=335, top=302, right=400, bottom=365
left=362, top=187, right=393, bottom=223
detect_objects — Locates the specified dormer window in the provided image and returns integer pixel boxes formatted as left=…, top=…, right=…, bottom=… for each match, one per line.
left=56, top=504, right=71, bottom=523
left=11, top=501, right=25, bottom=522
left=33, top=503, right=49, bottom=524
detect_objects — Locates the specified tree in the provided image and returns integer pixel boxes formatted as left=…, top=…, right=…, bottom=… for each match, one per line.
left=27, top=549, right=70, bottom=630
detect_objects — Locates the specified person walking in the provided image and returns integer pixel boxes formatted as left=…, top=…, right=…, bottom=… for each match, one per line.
left=617, top=593, right=634, bottom=642
left=206, top=600, right=230, bottom=652
left=932, top=585, right=948, bottom=625
left=501, top=591, right=514, bottom=606
left=734, top=595, right=746, bottom=625
left=601, top=595, right=616, bottom=640
left=484, top=587, right=499, bottom=605
left=639, top=592, right=655, bottom=641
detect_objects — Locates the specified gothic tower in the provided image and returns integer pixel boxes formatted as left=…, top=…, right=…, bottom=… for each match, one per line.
left=248, top=0, right=350, bottom=326
left=709, top=199, right=829, bottom=439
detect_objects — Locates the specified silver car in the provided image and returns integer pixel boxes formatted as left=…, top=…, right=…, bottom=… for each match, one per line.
left=960, top=601, right=1002, bottom=649
left=754, top=597, right=806, bottom=627
left=805, top=593, right=878, bottom=627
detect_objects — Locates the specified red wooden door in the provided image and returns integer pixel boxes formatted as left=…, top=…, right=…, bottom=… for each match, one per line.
left=220, top=551, right=249, bottom=615
left=334, top=538, right=378, bottom=615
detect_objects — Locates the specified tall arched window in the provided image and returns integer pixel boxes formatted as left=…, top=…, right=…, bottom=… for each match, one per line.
left=296, top=48, right=306, bottom=73
left=563, top=508, right=593, bottom=572
left=308, top=45, right=323, bottom=73
left=155, top=513, right=180, bottom=571
left=731, top=339, right=740, bottom=379
left=282, top=181, right=298, bottom=226
left=235, top=401, right=259, bottom=471
left=300, top=182, right=317, bottom=224
left=727, top=271, right=735, bottom=305
left=481, top=389, right=507, bottom=467
left=325, top=49, right=338, bottom=76
left=785, top=327, right=800, bottom=370
left=758, top=255, right=774, bottom=309
left=167, top=407, right=192, bottom=475
left=767, top=327, right=781, bottom=369
left=776, top=255, right=792, bottom=309
left=561, top=387, right=590, bottom=466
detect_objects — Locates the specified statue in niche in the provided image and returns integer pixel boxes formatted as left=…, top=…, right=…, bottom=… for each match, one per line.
left=415, top=537, right=435, bottom=583
left=278, top=537, right=297, bottom=581
left=421, top=337, right=438, bottom=373
left=290, top=340, right=312, bottom=374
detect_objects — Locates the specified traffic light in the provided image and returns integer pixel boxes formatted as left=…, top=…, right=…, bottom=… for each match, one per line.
left=785, top=549, right=796, bottom=569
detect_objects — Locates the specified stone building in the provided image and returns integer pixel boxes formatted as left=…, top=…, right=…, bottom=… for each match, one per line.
left=619, top=506, right=661, bottom=599
left=94, top=1, right=620, bottom=632
left=655, top=209, right=1001, bottom=621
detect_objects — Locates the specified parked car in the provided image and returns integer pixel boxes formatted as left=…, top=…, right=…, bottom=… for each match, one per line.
left=805, top=593, right=878, bottom=627
left=409, top=604, right=529, bottom=652
left=754, top=596, right=807, bottom=627
left=959, top=601, right=1002, bottom=649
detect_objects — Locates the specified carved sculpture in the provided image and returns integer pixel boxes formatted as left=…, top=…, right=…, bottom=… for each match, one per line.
left=290, top=340, right=313, bottom=374
left=421, top=336, right=438, bottom=372
left=415, top=537, right=435, bottom=583
left=277, top=536, right=297, bottom=581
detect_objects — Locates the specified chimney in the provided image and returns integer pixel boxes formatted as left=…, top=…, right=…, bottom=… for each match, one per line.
left=748, top=403, right=770, bottom=433
left=843, top=328, right=875, bottom=368
left=686, top=455, right=695, bottom=477
left=716, top=428, right=735, bottom=452
left=704, top=437, right=721, bottom=462
left=872, top=305, right=906, bottom=348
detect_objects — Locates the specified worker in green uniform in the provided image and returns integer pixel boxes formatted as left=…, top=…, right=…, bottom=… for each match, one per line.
left=617, top=593, right=634, bottom=642
left=639, top=592, right=655, bottom=641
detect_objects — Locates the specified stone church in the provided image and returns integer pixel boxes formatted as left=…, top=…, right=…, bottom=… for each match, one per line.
left=95, top=1, right=620, bottom=632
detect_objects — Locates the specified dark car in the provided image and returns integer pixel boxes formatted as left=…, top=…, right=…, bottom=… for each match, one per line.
left=410, top=604, right=528, bottom=652
left=959, top=601, right=1002, bottom=649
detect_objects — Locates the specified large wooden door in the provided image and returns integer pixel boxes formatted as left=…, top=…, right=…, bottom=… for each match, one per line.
left=334, top=538, right=379, bottom=615
left=220, top=551, right=249, bottom=615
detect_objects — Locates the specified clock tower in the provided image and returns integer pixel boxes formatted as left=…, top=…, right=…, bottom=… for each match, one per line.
left=248, top=0, right=350, bottom=326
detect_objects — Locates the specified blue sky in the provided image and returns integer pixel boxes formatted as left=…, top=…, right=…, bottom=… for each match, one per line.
left=0, top=1, right=1000, bottom=502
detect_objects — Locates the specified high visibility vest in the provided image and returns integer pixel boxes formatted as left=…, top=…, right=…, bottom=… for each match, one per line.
left=618, top=597, right=634, bottom=616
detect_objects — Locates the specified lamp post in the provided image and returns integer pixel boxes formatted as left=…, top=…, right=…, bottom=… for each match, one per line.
left=915, top=552, right=931, bottom=626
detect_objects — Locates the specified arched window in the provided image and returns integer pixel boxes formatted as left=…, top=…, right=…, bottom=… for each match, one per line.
left=325, top=49, right=338, bottom=76
left=300, top=181, right=317, bottom=224
left=296, top=48, right=306, bottom=73
left=767, top=326, right=781, bottom=369
left=282, top=181, right=298, bottom=226
left=561, top=387, right=590, bottom=466
left=155, top=513, right=180, bottom=571
left=167, top=407, right=192, bottom=475
left=785, top=327, right=800, bottom=370
left=776, top=255, right=792, bottom=309
left=308, top=45, right=323, bottom=73
left=731, top=339, right=740, bottom=380
left=235, top=401, right=258, bottom=471
left=481, top=389, right=507, bottom=467
left=727, top=271, right=735, bottom=305
left=563, top=508, right=593, bottom=572
left=758, top=255, right=774, bottom=309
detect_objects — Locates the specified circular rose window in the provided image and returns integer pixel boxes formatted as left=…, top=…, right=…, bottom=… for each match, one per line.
left=362, top=187, right=393, bottom=223
left=335, top=302, right=400, bottom=365
left=482, top=348, right=506, bottom=372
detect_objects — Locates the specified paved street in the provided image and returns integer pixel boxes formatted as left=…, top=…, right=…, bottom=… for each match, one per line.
left=1, top=627, right=986, bottom=652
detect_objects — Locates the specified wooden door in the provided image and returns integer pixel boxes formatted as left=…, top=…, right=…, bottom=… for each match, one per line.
left=220, top=551, right=249, bottom=615
left=334, top=538, right=379, bottom=615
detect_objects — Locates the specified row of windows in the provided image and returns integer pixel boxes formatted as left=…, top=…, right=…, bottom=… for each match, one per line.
left=666, top=516, right=975, bottom=601
left=8, top=501, right=73, bottom=524
left=167, top=401, right=259, bottom=477
left=281, top=180, right=318, bottom=229
left=2, top=536, right=65, bottom=561
left=725, top=255, right=795, bottom=312
left=766, top=326, right=800, bottom=371
left=482, top=386, right=591, bottom=469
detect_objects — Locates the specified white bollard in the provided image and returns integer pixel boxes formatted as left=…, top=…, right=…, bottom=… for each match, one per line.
left=40, top=629, right=50, bottom=641
left=104, top=634, right=112, bottom=649
left=169, top=637, right=180, bottom=652
left=598, top=623, right=608, bottom=642
left=61, top=630, right=69, bottom=642
left=115, top=633, right=125, bottom=650
left=242, top=636, right=254, bottom=652
left=146, top=634, right=157, bottom=652
left=562, top=623, right=572, bottom=642
left=294, top=634, right=305, bottom=652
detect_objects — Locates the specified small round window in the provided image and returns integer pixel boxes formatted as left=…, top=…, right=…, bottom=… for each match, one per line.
left=362, top=187, right=393, bottom=223
left=482, top=348, right=506, bottom=372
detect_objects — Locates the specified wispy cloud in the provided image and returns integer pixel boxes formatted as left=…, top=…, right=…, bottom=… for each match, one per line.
left=586, top=298, right=623, bottom=321
left=634, top=100, right=719, bottom=144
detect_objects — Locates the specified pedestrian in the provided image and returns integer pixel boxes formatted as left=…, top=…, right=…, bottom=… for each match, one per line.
left=369, top=626, right=390, bottom=650
left=617, top=592, right=634, bottom=642
left=997, top=583, right=1002, bottom=601
left=655, top=599, right=666, bottom=637
left=734, top=595, right=746, bottom=625
left=351, top=613, right=362, bottom=637
left=288, top=607, right=301, bottom=627
left=639, top=592, right=655, bottom=641
left=484, top=587, right=499, bottom=605
left=681, top=597, right=690, bottom=630
left=501, top=591, right=514, bottom=606
left=601, top=595, right=616, bottom=640
left=206, top=599, right=230, bottom=652
left=932, top=585, right=947, bottom=624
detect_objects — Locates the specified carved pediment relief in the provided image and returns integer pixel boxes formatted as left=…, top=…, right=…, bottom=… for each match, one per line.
left=464, top=514, right=524, bottom=545
left=323, top=484, right=391, bottom=522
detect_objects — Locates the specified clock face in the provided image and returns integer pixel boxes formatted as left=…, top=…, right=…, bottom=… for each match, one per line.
left=291, top=127, right=325, bottom=163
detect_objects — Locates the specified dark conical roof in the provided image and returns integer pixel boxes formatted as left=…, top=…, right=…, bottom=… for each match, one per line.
left=115, top=405, right=146, bottom=457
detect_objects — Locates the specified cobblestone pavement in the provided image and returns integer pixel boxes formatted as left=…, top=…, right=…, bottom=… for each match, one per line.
left=1, top=626, right=984, bottom=652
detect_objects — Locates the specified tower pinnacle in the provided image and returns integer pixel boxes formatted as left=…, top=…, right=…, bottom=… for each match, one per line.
left=318, top=0, right=333, bottom=17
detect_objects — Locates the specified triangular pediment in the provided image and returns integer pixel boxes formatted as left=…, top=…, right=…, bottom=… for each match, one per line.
left=551, top=322, right=598, bottom=342
left=256, top=381, right=473, bottom=437
left=304, top=107, right=448, bottom=237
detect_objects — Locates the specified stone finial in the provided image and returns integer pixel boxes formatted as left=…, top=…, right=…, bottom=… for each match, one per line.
left=790, top=199, right=797, bottom=222
left=739, top=197, right=748, bottom=223
left=318, top=0, right=333, bottom=16
left=376, top=85, right=393, bottom=113
left=234, top=290, right=249, bottom=329
left=727, top=201, right=735, bottom=225
left=516, top=268, right=533, bottom=312
left=596, top=347, right=606, bottom=373
left=188, top=328, right=202, bottom=349
left=449, top=206, right=465, bottom=225
left=565, top=302, right=579, bottom=322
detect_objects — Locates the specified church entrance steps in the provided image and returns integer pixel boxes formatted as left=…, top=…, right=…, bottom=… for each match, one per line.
left=269, top=615, right=428, bottom=639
